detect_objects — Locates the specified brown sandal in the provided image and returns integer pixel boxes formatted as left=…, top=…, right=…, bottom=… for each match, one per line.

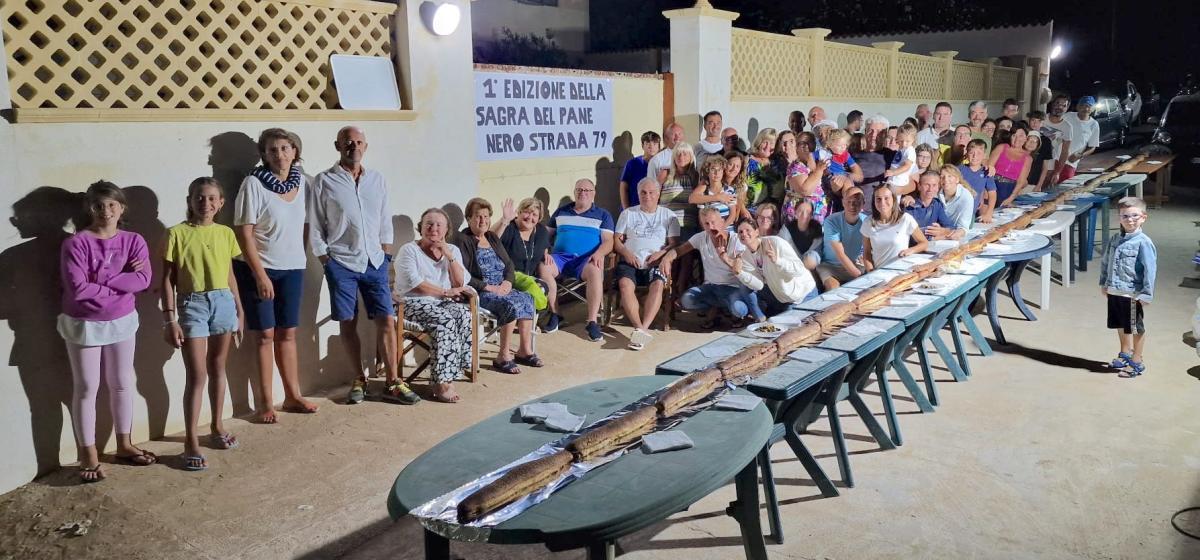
left=115, top=449, right=157, bottom=466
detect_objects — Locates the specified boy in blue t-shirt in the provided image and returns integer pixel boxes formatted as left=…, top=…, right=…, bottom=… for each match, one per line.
left=957, top=139, right=997, bottom=222
left=619, top=131, right=662, bottom=209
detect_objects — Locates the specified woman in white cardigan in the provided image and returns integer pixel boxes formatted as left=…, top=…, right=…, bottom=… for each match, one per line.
left=732, top=218, right=818, bottom=319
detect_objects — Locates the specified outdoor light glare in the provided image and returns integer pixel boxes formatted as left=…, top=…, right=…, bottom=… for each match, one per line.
left=421, top=2, right=461, bottom=36
left=1050, top=44, right=1063, bottom=60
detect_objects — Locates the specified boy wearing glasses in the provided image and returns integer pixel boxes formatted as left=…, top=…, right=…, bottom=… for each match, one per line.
left=1099, top=197, right=1157, bottom=377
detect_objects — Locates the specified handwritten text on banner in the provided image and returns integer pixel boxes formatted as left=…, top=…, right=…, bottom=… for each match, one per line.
left=474, top=71, right=614, bottom=161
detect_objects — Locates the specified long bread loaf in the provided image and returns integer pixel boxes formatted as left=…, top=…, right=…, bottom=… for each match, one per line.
left=457, top=450, right=574, bottom=523
left=656, top=369, right=722, bottom=417
left=774, top=321, right=823, bottom=354
left=566, top=405, right=657, bottom=462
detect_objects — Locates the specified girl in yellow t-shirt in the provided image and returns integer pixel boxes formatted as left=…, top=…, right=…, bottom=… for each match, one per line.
left=160, top=177, right=244, bottom=471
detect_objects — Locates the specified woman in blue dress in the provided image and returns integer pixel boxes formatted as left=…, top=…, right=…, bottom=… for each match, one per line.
left=454, top=198, right=540, bottom=374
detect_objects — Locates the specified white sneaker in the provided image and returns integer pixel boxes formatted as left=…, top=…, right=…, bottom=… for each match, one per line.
left=629, top=328, right=653, bottom=350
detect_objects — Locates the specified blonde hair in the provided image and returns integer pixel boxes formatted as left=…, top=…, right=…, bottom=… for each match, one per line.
left=751, top=128, right=777, bottom=155
left=666, top=142, right=698, bottom=186
left=516, top=197, right=543, bottom=220
left=827, top=129, right=851, bottom=147
left=938, top=164, right=971, bottom=196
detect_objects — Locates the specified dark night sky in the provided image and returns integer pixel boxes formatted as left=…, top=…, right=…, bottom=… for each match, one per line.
left=591, top=0, right=1200, bottom=95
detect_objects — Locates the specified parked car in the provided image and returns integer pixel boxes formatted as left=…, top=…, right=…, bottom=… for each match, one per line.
left=1090, top=79, right=1142, bottom=123
left=1091, top=95, right=1131, bottom=148
left=1151, top=93, right=1200, bottom=177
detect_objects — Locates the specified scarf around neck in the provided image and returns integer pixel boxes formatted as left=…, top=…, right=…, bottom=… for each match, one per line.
left=250, top=165, right=302, bottom=195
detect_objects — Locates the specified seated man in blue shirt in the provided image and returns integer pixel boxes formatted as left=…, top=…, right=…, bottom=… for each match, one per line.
left=545, top=178, right=615, bottom=342
left=903, top=171, right=964, bottom=241
left=815, top=186, right=868, bottom=290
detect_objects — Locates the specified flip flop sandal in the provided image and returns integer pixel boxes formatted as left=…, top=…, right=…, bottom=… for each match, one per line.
left=79, top=465, right=104, bottom=483
left=210, top=432, right=239, bottom=450
left=492, top=360, right=522, bottom=375
left=182, top=455, right=208, bottom=471
left=514, top=354, right=544, bottom=368
left=116, top=450, right=158, bottom=466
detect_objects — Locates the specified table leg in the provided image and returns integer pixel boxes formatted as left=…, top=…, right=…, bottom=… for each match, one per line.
left=873, top=358, right=902, bottom=446
left=889, top=320, right=935, bottom=413
left=424, top=529, right=450, bottom=560
left=731, top=460, right=770, bottom=560
left=585, top=541, right=616, bottom=560
left=1061, top=227, right=1072, bottom=286
left=1076, top=213, right=1088, bottom=272
left=956, top=282, right=992, bottom=356
left=945, top=303, right=973, bottom=379
left=1040, top=253, right=1051, bottom=310
left=1135, top=177, right=1143, bottom=199
left=845, top=345, right=899, bottom=450
left=780, top=383, right=840, bottom=498
left=1005, top=260, right=1038, bottom=321
left=1085, top=206, right=1099, bottom=263
left=1100, top=198, right=1111, bottom=259
left=757, top=448, right=783, bottom=544
left=913, top=319, right=941, bottom=406
left=927, top=305, right=968, bottom=382
left=985, top=265, right=1008, bottom=345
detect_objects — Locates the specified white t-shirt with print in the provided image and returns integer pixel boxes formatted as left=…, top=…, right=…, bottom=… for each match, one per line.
left=1041, top=117, right=1077, bottom=165
left=888, top=146, right=917, bottom=187
left=860, top=213, right=919, bottom=268
left=615, top=206, right=679, bottom=266
left=688, top=231, right=744, bottom=286
left=1063, top=113, right=1101, bottom=168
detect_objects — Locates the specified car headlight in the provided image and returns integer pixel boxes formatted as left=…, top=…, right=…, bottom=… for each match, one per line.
left=1152, top=130, right=1172, bottom=145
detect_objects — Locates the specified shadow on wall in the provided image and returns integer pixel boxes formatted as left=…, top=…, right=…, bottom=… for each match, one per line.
left=0, top=187, right=81, bottom=476
left=208, top=132, right=260, bottom=227
left=122, top=186, right=173, bottom=440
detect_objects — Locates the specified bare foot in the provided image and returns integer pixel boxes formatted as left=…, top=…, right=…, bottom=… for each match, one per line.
left=280, top=398, right=319, bottom=414
left=256, top=408, right=278, bottom=424
left=431, top=384, right=460, bottom=403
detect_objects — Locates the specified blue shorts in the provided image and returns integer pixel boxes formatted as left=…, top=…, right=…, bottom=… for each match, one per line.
left=323, top=256, right=393, bottom=321
left=232, top=260, right=303, bottom=331
left=178, top=289, right=238, bottom=339
left=552, top=251, right=596, bottom=280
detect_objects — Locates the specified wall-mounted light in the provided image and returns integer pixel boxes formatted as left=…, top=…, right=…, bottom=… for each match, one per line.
left=420, top=1, right=461, bottom=36
left=1050, top=43, right=1063, bottom=60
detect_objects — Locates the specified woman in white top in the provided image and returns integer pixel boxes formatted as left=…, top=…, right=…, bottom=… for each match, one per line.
left=232, top=128, right=317, bottom=423
left=861, top=184, right=928, bottom=270
left=393, top=208, right=473, bottom=403
left=938, top=165, right=976, bottom=230
left=733, top=218, right=817, bottom=319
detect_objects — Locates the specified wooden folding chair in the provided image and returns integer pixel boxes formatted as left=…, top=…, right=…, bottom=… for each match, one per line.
left=396, top=293, right=479, bottom=384
left=603, top=261, right=673, bottom=331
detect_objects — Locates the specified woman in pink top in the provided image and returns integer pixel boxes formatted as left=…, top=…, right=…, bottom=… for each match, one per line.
left=987, top=127, right=1032, bottom=207
left=58, top=182, right=155, bottom=482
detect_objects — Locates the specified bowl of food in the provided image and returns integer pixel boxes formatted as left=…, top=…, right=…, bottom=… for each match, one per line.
left=745, top=322, right=784, bottom=338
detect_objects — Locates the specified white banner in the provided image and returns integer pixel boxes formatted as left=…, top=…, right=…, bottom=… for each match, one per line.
left=474, top=71, right=613, bottom=161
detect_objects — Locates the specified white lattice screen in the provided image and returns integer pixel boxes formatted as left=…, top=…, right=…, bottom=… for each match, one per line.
left=1, top=0, right=396, bottom=113
left=823, top=44, right=887, bottom=99
left=991, top=67, right=1020, bottom=100
left=730, top=29, right=811, bottom=98
left=896, top=54, right=943, bottom=100
left=950, top=61, right=986, bottom=100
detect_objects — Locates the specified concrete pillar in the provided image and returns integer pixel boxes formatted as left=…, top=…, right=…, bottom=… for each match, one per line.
left=791, top=28, right=831, bottom=97
left=662, top=1, right=739, bottom=142
left=872, top=41, right=905, bottom=99
left=930, top=50, right=958, bottom=100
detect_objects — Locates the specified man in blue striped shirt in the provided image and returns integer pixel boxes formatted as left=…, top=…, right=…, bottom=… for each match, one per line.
left=545, top=178, right=614, bottom=341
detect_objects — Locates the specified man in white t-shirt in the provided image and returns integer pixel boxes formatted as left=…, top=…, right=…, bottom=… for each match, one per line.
left=660, top=207, right=757, bottom=328
left=1062, top=96, right=1101, bottom=181
left=1041, top=93, right=1076, bottom=185
left=613, top=178, right=679, bottom=350
left=646, top=122, right=685, bottom=181
left=694, top=110, right=724, bottom=166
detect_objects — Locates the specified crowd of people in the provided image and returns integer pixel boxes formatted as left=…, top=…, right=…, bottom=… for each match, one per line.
left=56, top=92, right=1113, bottom=480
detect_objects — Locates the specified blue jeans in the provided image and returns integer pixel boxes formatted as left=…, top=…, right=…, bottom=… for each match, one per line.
left=681, top=283, right=759, bottom=318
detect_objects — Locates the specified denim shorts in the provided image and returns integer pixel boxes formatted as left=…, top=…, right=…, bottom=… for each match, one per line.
left=178, top=289, right=238, bottom=339
left=323, top=256, right=393, bottom=321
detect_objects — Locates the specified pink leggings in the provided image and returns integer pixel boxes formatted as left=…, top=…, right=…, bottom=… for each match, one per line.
left=65, top=338, right=136, bottom=447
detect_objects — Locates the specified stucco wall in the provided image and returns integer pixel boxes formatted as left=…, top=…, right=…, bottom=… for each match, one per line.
left=0, top=0, right=478, bottom=495
left=476, top=69, right=664, bottom=219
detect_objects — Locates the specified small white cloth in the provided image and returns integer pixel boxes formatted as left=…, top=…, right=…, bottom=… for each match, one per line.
left=699, top=340, right=746, bottom=358
left=642, top=430, right=694, bottom=454
left=519, top=402, right=570, bottom=423
left=841, top=322, right=886, bottom=337
left=543, top=410, right=586, bottom=433
left=714, top=394, right=762, bottom=411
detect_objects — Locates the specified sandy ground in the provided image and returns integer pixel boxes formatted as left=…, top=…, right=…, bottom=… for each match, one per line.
left=3, top=152, right=1200, bottom=560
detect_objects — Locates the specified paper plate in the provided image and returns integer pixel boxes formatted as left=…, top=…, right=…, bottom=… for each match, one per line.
left=745, top=322, right=785, bottom=338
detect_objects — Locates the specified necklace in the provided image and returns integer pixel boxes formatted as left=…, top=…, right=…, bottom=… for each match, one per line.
left=518, top=227, right=535, bottom=264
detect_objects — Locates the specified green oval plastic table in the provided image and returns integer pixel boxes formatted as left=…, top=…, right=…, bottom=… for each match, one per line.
left=388, top=375, right=774, bottom=560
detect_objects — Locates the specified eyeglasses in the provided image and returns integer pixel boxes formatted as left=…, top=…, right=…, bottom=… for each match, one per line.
left=1119, top=213, right=1144, bottom=220
left=575, top=189, right=595, bottom=194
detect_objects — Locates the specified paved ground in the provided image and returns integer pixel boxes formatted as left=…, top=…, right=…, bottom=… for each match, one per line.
left=2, top=148, right=1199, bottom=560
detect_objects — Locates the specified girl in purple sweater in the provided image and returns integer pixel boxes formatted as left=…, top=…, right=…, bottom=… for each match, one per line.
left=58, top=182, right=155, bottom=482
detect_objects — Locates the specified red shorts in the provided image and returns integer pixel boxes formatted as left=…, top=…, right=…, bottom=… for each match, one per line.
left=1056, top=164, right=1077, bottom=183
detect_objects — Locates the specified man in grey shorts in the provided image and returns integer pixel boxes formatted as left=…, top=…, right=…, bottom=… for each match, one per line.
left=815, top=186, right=868, bottom=290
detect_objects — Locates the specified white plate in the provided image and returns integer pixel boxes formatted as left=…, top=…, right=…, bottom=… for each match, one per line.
left=1148, top=160, right=1163, bottom=165
left=912, top=285, right=948, bottom=295
left=1115, top=155, right=1132, bottom=161
left=745, top=322, right=785, bottom=338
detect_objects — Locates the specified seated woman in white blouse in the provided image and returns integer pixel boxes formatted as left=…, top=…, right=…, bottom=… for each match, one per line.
left=733, top=218, right=818, bottom=319
left=393, top=208, right=474, bottom=403
left=862, top=185, right=929, bottom=270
